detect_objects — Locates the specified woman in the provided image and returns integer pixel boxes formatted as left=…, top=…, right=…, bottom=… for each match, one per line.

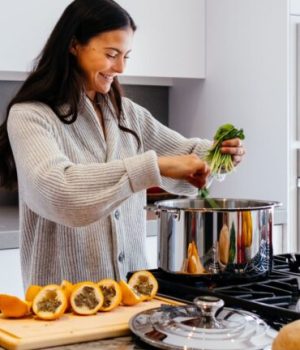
left=0, top=0, right=244, bottom=289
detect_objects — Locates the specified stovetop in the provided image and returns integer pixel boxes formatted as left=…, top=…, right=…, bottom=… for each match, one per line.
left=129, top=254, right=300, bottom=331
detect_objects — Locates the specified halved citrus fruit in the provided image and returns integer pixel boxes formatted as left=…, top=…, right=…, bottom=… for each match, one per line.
left=70, top=282, right=103, bottom=315
left=60, top=280, right=74, bottom=311
left=97, top=279, right=122, bottom=312
left=128, top=271, right=158, bottom=301
left=119, top=280, right=142, bottom=306
left=0, top=294, right=31, bottom=318
left=25, top=284, right=42, bottom=302
left=32, top=284, right=67, bottom=320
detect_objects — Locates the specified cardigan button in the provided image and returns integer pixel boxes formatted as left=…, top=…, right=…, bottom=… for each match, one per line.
left=118, top=252, right=125, bottom=263
left=114, top=210, right=120, bottom=220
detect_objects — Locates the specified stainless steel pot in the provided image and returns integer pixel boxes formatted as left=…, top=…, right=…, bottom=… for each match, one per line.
left=151, top=198, right=281, bottom=278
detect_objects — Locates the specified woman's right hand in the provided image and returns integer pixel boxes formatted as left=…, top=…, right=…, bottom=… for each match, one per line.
left=158, top=154, right=211, bottom=189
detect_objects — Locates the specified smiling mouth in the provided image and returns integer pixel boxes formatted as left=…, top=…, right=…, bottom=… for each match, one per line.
left=100, top=73, right=115, bottom=82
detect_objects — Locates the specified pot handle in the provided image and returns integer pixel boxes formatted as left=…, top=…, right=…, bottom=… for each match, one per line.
left=144, top=205, right=157, bottom=212
left=143, top=206, right=181, bottom=220
left=144, top=205, right=161, bottom=218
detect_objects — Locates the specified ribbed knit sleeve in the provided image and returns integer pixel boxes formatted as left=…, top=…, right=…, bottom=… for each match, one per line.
left=7, top=103, right=161, bottom=227
left=122, top=98, right=213, bottom=196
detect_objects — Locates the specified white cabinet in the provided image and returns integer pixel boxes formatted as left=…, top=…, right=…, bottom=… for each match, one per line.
left=0, top=1, right=72, bottom=74
left=0, top=0, right=205, bottom=80
left=117, top=0, right=205, bottom=78
left=291, top=0, right=300, bottom=15
left=0, top=249, right=23, bottom=298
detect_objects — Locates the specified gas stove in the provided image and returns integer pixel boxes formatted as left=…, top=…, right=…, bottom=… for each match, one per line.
left=129, top=254, right=300, bottom=331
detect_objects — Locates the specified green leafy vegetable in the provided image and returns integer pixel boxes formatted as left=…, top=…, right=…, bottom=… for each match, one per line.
left=198, top=187, right=219, bottom=208
left=198, top=187, right=209, bottom=199
left=198, top=123, right=244, bottom=206
left=205, top=123, right=245, bottom=175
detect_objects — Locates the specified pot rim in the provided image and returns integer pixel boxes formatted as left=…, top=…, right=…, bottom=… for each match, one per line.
left=154, top=197, right=282, bottom=212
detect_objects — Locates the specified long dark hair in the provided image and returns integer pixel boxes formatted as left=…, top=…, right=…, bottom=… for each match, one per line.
left=0, top=0, right=139, bottom=189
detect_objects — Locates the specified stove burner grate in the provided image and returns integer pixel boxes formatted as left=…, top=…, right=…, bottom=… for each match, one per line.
left=127, top=254, right=300, bottom=330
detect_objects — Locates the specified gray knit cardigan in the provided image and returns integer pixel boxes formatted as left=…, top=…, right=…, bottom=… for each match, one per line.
left=7, top=96, right=211, bottom=289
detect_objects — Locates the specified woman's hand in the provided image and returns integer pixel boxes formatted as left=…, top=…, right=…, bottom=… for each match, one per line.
left=158, top=154, right=210, bottom=189
left=220, top=138, right=245, bottom=166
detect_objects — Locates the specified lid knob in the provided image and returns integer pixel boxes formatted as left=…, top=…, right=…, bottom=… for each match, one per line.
left=192, top=296, right=224, bottom=329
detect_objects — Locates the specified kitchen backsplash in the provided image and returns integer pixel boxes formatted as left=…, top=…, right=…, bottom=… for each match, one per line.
left=0, top=81, right=169, bottom=205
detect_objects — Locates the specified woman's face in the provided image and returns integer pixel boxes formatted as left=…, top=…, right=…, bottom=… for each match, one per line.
left=71, top=27, right=134, bottom=96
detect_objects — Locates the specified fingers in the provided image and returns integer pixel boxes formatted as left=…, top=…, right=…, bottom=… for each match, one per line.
left=219, top=138, right=245, bottom=167
left=232, top=155, right=243, bottom=166
left=220, top=138, right=246, bottom=157
left=158, top=154, right=211, bottom=188
left=221, top=137, right=242, bottom=147
left=187, top=174, right=207, bottom=189
left=193, top=162, right=210, bottom=176
left=158, top=154, right=210, bottom=181
left=187, top=157, right=211, bottom=188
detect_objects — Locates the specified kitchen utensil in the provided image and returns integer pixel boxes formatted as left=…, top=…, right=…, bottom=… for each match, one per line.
left=129, top=295, right=277, bottom=350
left=149, top=198, right=281, bottom=278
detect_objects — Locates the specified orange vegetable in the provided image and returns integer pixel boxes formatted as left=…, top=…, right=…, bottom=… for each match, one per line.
left=97, top=279, right=122, bottom=311
left=0, top=294, right=31, bottom=318
left=32, top=284, right=67, bottom=320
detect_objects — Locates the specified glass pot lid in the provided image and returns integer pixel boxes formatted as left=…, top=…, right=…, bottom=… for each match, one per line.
left=129, top=296, right=278, bottom=350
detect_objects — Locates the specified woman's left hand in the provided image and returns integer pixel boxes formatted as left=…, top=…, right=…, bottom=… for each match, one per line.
left=220, top=138, right=245, bottom=166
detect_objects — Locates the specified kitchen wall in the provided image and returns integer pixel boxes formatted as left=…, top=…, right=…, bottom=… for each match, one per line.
left=170, top=0, right=288, bottom=204
left=169, top=0, right=289, bottom=251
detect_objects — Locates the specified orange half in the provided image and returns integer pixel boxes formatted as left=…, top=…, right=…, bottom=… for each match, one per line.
left=32, top=284, right=67, bottom=320
left=128, top=271, right=158, bottom=301
left=119, top=280, right=142, bottom=306
left=70, top=282, right=103, bottom=315
left=98, top=279, right=122, bottom=311
left=25, top=285, right=43, bottom=302
left=0, top=294, right=31, bottom=318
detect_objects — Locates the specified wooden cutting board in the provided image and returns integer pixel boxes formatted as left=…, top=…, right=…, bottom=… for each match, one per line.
left=0, top=297, right=182, bottom=350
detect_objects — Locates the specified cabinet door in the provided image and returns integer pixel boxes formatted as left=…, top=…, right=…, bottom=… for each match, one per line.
left=0, top=1, right=72, bottom=73
left=116, top=0, right=205, bottom=78
left=0, top=0, right=205, bottom=79
left=291, top=0, right=300, bottom=15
